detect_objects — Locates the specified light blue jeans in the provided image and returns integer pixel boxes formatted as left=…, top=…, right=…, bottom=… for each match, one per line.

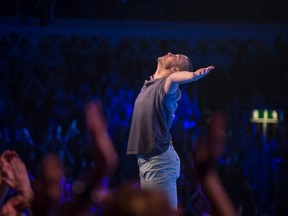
left=137, top=144, right=181, bottom=209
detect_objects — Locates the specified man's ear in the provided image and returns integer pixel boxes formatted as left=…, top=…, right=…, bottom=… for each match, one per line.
left=171, top=67, right=180, bottom=73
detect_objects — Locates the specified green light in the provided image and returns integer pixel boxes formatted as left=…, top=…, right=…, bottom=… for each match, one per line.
left=250, top=109, right=278, bottom=124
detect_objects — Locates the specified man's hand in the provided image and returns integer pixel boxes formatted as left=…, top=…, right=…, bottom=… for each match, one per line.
left=193, top=66, right=215, bottom=81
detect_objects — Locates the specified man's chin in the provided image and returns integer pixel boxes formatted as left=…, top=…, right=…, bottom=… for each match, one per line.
left=157, top=56, right=164, bottom=61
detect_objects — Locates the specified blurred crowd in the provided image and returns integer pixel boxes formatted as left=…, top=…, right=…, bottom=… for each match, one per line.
left=0, top=99, right=236, bottom=216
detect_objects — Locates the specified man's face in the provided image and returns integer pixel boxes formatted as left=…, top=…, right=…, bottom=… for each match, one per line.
left=158, top=52, right=190, bottom=71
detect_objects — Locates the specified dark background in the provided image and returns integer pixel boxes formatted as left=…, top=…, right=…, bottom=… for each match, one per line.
left=1, top=0, right=288, bottom=22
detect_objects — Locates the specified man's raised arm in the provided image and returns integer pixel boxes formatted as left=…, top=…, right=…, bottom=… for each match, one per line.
left=165, top=66, right=215, bottom=94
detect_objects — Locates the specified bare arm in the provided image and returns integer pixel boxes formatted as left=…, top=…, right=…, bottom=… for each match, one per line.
left=193, top=111, right=237, bottom=216
left=201, top=171, right=237, bottom=216
left=85, top=101, right=119, bottom=176
left=64, top=100, right=119, bottom=216
left=165, top=66, right=215, bottom=94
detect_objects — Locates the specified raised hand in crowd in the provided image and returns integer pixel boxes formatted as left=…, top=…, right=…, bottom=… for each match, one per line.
left=31, top=154, right=65, bottom=216
left=63, top=100, right=119, bottom=216
left=192, top=111, right=237, bottom=216
left=0, top=149, right=34, bottom=215
left=84, top=100, right=118, bottom=177
left=0, top=195, right=28, bottom=216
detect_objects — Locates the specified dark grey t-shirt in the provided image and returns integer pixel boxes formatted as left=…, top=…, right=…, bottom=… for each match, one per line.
left=127, top=76, right=181, bottom=155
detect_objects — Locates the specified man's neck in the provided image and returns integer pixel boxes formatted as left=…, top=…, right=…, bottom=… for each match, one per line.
left=153, top=69, right=171, bottom=79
